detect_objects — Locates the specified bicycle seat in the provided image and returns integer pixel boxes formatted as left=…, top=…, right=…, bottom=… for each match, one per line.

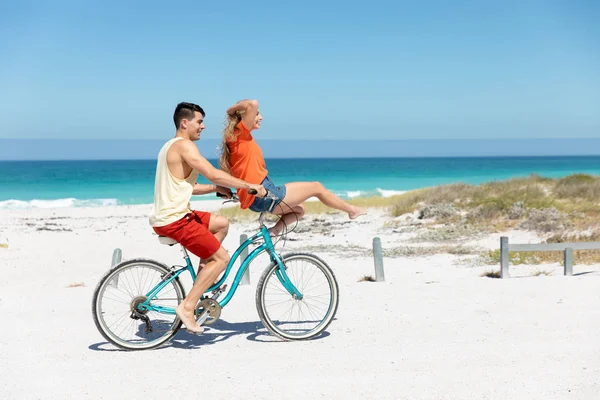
left=158, top=236, right=178, bottom=246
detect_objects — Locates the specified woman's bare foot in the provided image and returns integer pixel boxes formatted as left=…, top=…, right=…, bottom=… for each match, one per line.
left=349, top=206, right=367, bottom=220
left=176, top=302, right=204, bottom=334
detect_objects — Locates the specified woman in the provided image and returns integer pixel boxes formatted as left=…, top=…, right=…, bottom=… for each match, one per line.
left=219, top=99, right=366, bottom=237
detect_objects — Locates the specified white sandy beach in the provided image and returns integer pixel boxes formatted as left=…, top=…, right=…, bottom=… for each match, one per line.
left=0, top=200, right=599, bottom=399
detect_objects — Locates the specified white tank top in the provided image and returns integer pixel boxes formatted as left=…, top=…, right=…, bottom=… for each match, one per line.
left=149, top=138, right=199, bottom=227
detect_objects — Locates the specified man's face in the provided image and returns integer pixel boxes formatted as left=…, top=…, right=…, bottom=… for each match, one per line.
left=184, top=111, right=205, bottom=140
left=252, top=110, right=263, bottom=130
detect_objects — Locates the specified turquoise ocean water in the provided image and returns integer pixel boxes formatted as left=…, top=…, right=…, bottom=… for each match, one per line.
left=1, top=156, right=600, bottom=209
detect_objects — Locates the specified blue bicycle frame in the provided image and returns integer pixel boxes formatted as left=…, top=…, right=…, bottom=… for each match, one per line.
left=139, top=225, right=303, bottom=315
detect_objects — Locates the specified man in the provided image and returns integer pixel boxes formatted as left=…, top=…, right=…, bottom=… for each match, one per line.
left=149, top=102, right=266, bottom=334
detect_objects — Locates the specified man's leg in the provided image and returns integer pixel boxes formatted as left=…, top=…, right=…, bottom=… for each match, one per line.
left=170, top=211, right=226, bottom=333
left=199, top=214, right=230, bottom=271
left=209, top=214, right=229, bottom=243
left=176, top=247, right=230, bottom=333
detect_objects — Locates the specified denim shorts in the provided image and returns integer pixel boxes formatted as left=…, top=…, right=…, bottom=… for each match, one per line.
left=249, top=175, right=286, bottom=213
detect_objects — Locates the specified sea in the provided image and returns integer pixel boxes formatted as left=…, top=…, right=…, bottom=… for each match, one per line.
left=1, top=156, right=600, bottom=209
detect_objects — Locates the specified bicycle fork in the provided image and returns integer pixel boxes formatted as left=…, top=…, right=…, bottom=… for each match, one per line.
left=271, top=254, right=304, bottom=300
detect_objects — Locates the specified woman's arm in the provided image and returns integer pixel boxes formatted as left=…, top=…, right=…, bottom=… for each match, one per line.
left=226, top=99, right=256, bottom=115
left=227, top=99, right=259, bottom=129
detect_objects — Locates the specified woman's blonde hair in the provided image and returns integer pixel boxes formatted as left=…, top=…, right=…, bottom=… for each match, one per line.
left=218, top=110, right=244, bottom=172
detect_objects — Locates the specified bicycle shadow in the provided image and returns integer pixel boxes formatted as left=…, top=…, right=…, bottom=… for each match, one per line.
left=88, top=319, right=332, bottom=352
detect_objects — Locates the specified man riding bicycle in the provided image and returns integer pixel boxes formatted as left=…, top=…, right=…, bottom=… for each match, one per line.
left=149, top=102, right=266, bottom=334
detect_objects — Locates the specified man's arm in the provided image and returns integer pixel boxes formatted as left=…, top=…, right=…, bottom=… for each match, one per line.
left=226, top=99, right=258, bottom=130
left=193, top=184, right=233, bottom=198
left=180, top=140, right=265, bottom=195
left=192, top=183, right=216, bottom=195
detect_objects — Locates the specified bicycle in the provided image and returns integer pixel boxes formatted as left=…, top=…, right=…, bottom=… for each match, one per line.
left=92, top=191, right=340, bottom=350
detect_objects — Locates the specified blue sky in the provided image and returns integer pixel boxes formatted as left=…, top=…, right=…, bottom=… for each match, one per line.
left=0, top=0, right=598, bottom=143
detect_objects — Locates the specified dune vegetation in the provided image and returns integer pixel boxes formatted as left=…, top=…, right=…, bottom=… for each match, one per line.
left=216, top=174, right=600, bottom=264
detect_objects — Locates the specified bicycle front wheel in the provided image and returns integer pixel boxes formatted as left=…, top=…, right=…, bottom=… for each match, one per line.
left=256, top=252, right=339, bottom=341
left=92, top=258, right=185, bottom=350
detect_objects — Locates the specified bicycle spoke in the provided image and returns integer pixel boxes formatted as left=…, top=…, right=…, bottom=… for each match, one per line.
left=303, top=296, right=331, bottom=308
left=260, top=254, right=338, bottom=340
left=107, top=310, right=131, bottom=331
left=101, top=293, right=130, bottom=305
left=95, top=261, right=183, bottom=350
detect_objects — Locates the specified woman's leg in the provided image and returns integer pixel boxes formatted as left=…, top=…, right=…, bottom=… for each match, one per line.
left=281, top=181, right=366, bottom=219
left=269, top=204, right=305, bottom=236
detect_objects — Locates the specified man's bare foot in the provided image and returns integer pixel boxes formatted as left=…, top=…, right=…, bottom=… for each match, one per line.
left=349, top=206, right=367, bottom=220
left=176, top=302, right=204, bottom=334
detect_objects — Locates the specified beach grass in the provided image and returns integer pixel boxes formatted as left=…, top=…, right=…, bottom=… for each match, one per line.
left=390, top=174, right=600, bottom=264
left=396, top=174, right=600, bottom=264
left=481, top=247, right=600, bottom=266
left=218, top=174, right=600, bottom=223
left=531, top=270, right=553, bottom=277
left=216, top=195, right=403, bottom=221
left=215, top=174, right=600, bottom=264
left=391, top=173, right=600, bottom=221
left=377, top=245, right=480, bottom=258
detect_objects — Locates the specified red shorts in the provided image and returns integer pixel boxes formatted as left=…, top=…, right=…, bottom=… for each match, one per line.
left=153, top=211, right=221, bottom=259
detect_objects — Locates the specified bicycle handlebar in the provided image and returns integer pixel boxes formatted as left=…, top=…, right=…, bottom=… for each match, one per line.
left=216, top=188, right=269, bottom=200
left=216, top=188, right=289, bottom=231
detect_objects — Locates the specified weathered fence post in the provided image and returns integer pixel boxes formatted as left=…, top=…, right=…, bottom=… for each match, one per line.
left=497, top=240, right=600, bottom=279
left=564, top=248, right=573, bottom=276
left=500, top=237, right=509, bottom=279
left=240, top=234, right=250, bottom=285
left=373, top=237, right=385, bottom=282
left=109, top=248, right=122, bottom=287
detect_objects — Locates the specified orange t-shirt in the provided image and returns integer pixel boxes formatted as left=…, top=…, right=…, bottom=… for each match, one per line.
left=227, top=121, right=268, bottom=209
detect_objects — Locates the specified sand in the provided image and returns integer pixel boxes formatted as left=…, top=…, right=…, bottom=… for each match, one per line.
left=0, top=200, right=599, bottom=399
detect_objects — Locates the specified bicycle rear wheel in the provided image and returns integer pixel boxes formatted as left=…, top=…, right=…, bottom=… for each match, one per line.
left=256, top=252, right=339, bottom=341
left=92, top=258, right=184, bottom=350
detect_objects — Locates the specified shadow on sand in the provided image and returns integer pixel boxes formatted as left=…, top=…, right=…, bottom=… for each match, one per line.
left=88, top=319, right=331, bottom=352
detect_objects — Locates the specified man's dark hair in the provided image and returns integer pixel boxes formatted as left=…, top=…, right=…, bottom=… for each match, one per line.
left=173, top=102, right=205, bottom=128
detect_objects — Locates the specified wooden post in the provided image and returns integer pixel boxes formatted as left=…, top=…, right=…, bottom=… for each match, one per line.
left=564, top=248, right=573, bottom=276
left=373, top=237, right=385, bottom=282
left=240, top=234, right=250, bottom=285
left=109, top=248, right=122, bottom=287
left=500, top=237, right=509, bottom=279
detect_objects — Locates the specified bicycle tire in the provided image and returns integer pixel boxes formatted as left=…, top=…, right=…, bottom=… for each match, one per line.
left=255, top=252, right=339, bottom=341
left=92, top=258, right=185, bottom=350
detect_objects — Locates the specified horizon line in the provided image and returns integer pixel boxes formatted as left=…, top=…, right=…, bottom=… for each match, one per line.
left=3, top=154, right=600, bottom=162
left=2, top=137, right=600, bottom=142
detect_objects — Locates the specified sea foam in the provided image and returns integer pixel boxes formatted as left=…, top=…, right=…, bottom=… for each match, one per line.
left=0, top=198, right=119, bottom=209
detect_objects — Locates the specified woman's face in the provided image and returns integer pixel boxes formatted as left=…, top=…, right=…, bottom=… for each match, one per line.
left=251, top=110, right=263, bottom=130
